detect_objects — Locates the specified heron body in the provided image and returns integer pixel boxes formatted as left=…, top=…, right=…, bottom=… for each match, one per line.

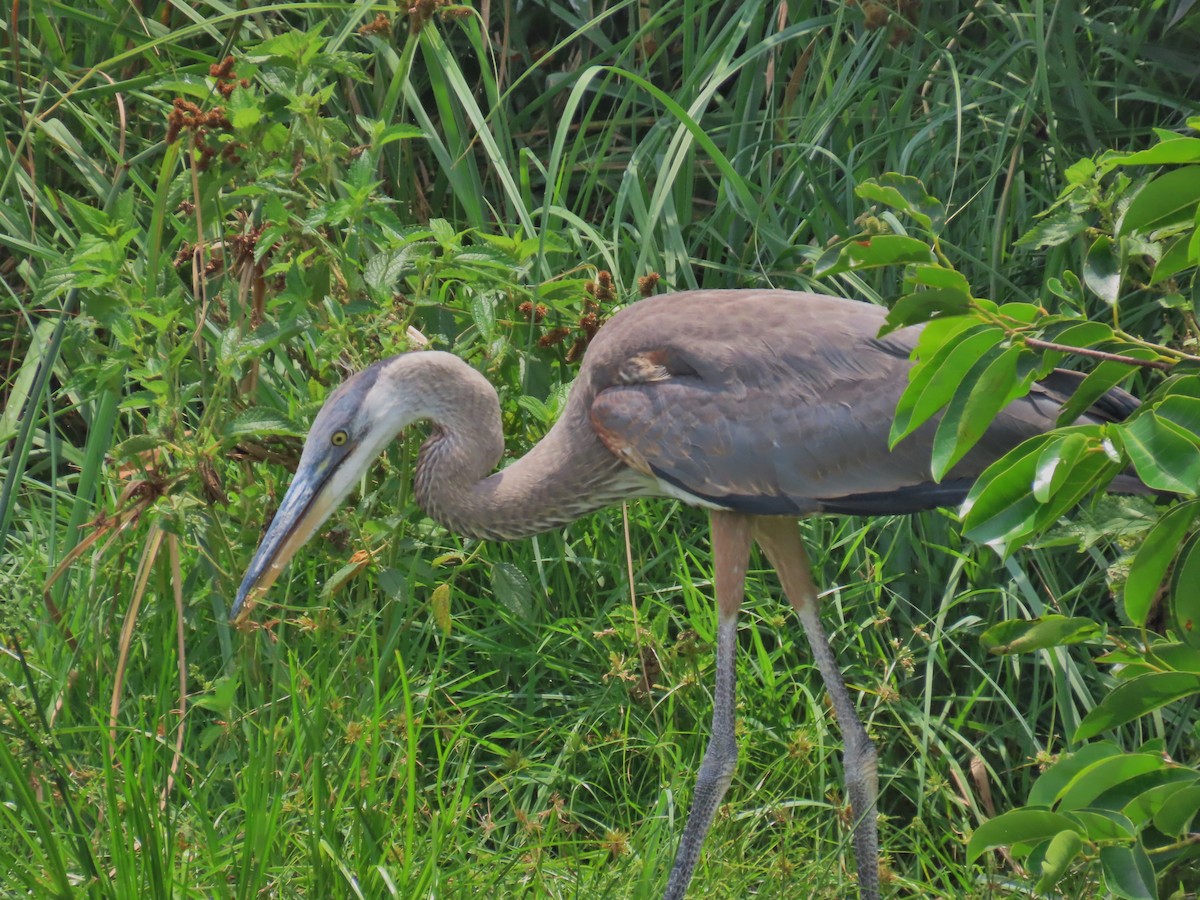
left=233, top=289, right=1139, bottom=898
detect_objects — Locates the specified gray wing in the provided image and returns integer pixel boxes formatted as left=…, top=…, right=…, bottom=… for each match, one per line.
left=585, top=293, right=1132, bottom=516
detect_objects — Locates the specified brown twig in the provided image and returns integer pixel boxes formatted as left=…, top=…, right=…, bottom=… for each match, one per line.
left=1024, top=337, right=1174, bottom=372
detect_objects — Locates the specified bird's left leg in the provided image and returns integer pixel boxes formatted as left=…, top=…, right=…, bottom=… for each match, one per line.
left=753, top=517, right=880, bottom=900
left=662, top=510, right=752, bottom=900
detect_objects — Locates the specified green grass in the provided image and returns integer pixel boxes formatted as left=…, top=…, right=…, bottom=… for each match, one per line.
left=2, top=1, right=1198, bottom=897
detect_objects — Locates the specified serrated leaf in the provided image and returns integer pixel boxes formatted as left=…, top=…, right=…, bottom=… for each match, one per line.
left=1172, top=530, right=1200, bottom=647
left=967, top=809, right=1080, bottom=862
left=1075, top=672, right=1200, bottom=740
left=1083, top=236, right=1122, bottom=306
left=980, top=615, right=1102, bottom=654
left=1016, top=204, right=1090, bottom=249
left=1124, top=501, right=1198, bottom=626
left=1099, top=845, right=1158, bottom=900
left=225, top=407, right=304, bottom=438
left=492, top=561, right=534, bottom=621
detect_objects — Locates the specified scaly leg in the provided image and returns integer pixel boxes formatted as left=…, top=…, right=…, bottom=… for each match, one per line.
left=753, top=517, right=880, bottom=900
left=662, top=511, right=752, bottom=900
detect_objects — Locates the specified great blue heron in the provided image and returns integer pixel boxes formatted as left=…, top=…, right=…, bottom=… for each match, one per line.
left=232, top=289, right=1140, bottom=899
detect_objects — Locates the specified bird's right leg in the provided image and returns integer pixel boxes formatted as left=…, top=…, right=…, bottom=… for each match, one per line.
left=662, top=510, right=752, bottom=900
left=753, top=517, right=880, bottom=900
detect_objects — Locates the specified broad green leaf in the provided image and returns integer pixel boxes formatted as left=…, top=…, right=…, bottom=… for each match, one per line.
left=967, top=809, right=1080, bottom=862
left=492, top=561, right=534, bottom=621
left=1152, top=783, right=1200, bottom=835
left=1033, top=433, right=1089, bottom=502
left=890, top=325, right=1007, bottom=446
left=931, top=345, right=1028, bottom=480
left=1016, top=204, right=1090, bottom=249
left=1030, top=743, right=1124, bottom=806
left=1057, top=350, right=1156, bottom=426
left=1083, top=236, right=1121, bottom=306
left=1034, top=830, right=1083, bottom=894
left=1150, top=233, right=1196, bottom=286
left=1062, top=808, right=1135, bottom=842
left=1116, top=137, right=1200, bottom=165
left=854, top=174, right=946, bottom=231
left=1123, top=776, right=1200, bottom=826
left=1172, top=531, right=1200, bottom=647
left=1119, top=413, right=1200, bottom=493
left=980, top=615, right=1102, bottom=655
left=1056, top=753, right=1170, bottom=810
left=1041, top=319, right=1115, bottom=349
left=1099, top=845, right=1158, bottom=900
left=904, top=263, right=972, bottom=293
left=1124, top=501, right=1198, bottom=626
left=1075, top=672, right=1200, bottom=740
left=880, top=288, right=972, bottom=333
left=225, top=407, right=304, bottom=437
left=1154, top=394, right=1200, bottom=439
left=963, top=428, right=1117, bottom=553
left=1119, top=165, right=1200, bottom=235
left=812, top=234, right=935, bottom=278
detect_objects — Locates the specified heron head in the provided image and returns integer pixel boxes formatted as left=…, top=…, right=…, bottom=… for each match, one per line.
left=231, top=356, right=411, bottom=622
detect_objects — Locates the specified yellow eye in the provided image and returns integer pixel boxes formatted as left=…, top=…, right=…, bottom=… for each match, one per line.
left=330, top=430, right=349, bottom=446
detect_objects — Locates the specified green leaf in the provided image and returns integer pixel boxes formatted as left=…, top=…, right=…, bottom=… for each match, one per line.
left=880, top=288, right=972, bottom=333
left=1116, top=137, right=1200, bottom=165
left=1075, top=672, right=1200, bottom=740
left=1016, top=204, right=1090, bottom=249
left=1062, top=808, right=1135, bottom=842
left=1172, top=530, right=1200, bottom=647
left=492, top=561, right=534, bottom=622
left=1034, top=829, right=1083, bottom=894
left=1057, top=351, right=1155, bottom=426
left=1119, top=413, right=1200, bottom=493
left=932, top=345, right=1028, bottom=480
left=854, top=174, right=946, bottom=231
left=1124, top=501, right=1198, bottom=626
left=225, top=407, right=304, bottom=438
left=1119, top=166, right=1200, bottom=235
left=980, top=615, right=1102, bottom=654
left=1099, top=845, right=1158, bottom=900
left=890, top=325, right=1007, bottom=446
left=1056, top=753, right=1171, bottom=810
left=904, top=263, right=972, bottom=293
left=1083, top=235, right=1121, bottom=305
left=1154, top=394, right=1200, bottom=438
left=812, top=234, right=935, bottom=278
left=1033, top=433, right=1089, bottom=502
left=1030, top=743, right=1124, bottom=806
left=967, top=809, right=1081, bottom=862
left=1152, top=782, right=1200, bottom=835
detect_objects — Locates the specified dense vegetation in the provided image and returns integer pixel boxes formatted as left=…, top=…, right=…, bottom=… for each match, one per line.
left=2, top=1, right=1198, bottom=896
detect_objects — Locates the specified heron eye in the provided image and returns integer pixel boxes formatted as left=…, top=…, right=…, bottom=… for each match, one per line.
left=330, top=430, right=349, bottom=446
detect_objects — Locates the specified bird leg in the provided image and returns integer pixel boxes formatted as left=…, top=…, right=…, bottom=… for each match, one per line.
left=753, top=517, right=880, bottom=900
left=662, top=511, right=752, bottom=900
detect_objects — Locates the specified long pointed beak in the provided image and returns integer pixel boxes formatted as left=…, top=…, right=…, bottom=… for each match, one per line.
left=231, top=466, right=337, bottom=623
